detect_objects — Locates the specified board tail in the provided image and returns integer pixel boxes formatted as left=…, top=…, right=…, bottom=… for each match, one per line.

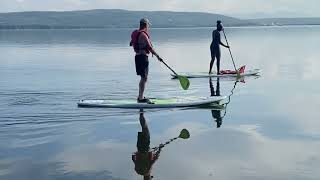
left=238, top=65, right=246, bottom=74
left=220, top=65, right=246, bottom=74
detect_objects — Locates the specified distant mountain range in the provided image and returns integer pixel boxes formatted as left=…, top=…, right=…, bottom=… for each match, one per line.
left=0, top=9, right=319, bottom=29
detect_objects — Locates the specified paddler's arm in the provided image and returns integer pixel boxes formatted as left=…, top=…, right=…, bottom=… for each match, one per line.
left=218, top=33, right=230, bottom=48
left=220, top=42, right=229, bottom=48
left=142, top=33, right=163, bottom=62
left=151, top=148, right=161, bottom=164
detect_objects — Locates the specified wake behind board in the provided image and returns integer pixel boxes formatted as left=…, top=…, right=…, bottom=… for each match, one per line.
left=78, top=96, right=226, bottom=109
left=172, top=69, right=261, bottom=79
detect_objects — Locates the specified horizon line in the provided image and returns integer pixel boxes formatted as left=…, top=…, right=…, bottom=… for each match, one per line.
left=0, top=8, right=319, bottom=19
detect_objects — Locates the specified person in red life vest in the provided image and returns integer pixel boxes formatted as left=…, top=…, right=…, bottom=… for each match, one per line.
left=209, top=20, right=230, bottom=74
left=130, top=18, right=163, bottom=103
left=132, top=110, right=162, bottom=180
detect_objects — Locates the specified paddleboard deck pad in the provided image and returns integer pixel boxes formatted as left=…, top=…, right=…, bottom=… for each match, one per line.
left=78, top=96, right=226, bottom=108
left=172, top=69, right=261, bottom=79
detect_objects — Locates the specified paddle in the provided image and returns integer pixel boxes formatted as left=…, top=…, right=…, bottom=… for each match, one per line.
left=160, top=60, right=190, bottom=90
left=222, top=30, right=241, bottom=78
left=151, top=129, right=190, bottom=151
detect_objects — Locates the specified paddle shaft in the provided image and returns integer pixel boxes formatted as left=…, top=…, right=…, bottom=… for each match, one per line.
left=222, top=30, right=237, bottom=71
left=160, top=59, right=190, bottom=90
left=161, top=60, right=178, bottom=76
left=151, top=136, right=179, bottom=151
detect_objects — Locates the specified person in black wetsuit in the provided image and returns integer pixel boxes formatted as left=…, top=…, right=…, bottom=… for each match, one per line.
left=209, top=20, right=230, bottom=74
left=209, top=76, right=242, bottom=128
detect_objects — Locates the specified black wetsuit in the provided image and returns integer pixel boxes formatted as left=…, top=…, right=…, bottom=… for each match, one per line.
left=210, top=30, right=221, bottom=71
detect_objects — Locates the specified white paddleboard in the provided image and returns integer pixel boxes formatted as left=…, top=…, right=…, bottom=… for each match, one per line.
left=172, top=69, right=261, bottom=79
left=78, top=96, right=226, bottom=108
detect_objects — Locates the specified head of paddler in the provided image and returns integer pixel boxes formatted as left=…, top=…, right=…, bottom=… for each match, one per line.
left=217, top=20, right=223, bottom=31
left=140, top=18, right=151, bottom=31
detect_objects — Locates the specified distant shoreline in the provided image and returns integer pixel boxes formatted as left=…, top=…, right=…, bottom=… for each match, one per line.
left=1, top=24, right=320, bottom=30
left=1, top=9, right=319, bottom=30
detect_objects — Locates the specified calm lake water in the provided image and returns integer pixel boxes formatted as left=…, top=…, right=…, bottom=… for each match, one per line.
left=1, top=26, right=320, bottom=180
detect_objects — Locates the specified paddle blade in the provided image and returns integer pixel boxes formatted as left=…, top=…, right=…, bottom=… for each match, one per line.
left=179, top=129, right=190, bottom=139
left=178, top=75, right=190, bottom=90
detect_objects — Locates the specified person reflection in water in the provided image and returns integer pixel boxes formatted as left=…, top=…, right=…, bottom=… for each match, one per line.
left=209, top=77, right=243, bottom=128
left=209, top=77, right=223, bottom=128
left=132, top=110, right=161, bottom=180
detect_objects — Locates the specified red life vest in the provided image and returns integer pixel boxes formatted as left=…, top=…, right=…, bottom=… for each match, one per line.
left=130, top=29, right=151, bottom=53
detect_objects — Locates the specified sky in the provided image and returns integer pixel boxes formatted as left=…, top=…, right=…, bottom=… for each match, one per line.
left=0, top=0, right=319, bottom=18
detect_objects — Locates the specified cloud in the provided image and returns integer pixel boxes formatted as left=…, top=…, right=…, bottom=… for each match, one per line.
left=53, top=123, right=320, bottom=180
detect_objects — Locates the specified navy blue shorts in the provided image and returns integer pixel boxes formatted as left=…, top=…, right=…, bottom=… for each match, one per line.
left=137, top=131, right=150, bottom=153
left=135, top=54, right=149, bottom=78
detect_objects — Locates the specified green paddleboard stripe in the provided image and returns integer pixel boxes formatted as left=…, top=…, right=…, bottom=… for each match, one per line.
left=150, top=99, right=177, bottom=104
left=106, top=99, right=177, bottom=105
